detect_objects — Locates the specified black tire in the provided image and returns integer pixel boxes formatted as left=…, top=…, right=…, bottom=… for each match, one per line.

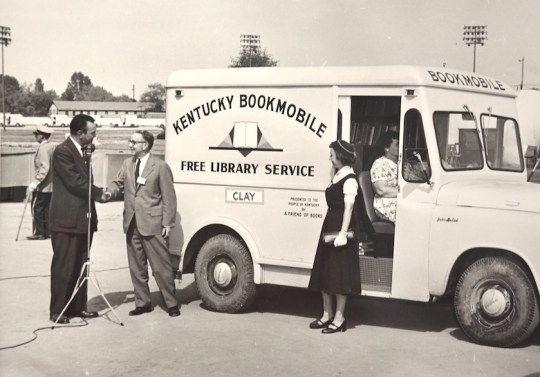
left=454, top=257, right=539, bottom=347
left=60, top=123, right=66, bottom=127
left=16, top=123, right=21, bottom=127
left=195, top=234, right=257, bottom=313
left=113, top=124, right=118, bottom=128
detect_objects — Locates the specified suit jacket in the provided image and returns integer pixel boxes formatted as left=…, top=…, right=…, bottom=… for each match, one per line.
left=110, top=154, right=177, bottom=236
left=33, top=139, right=56, bottom=193
left=49, top=138, right=103, bottom=234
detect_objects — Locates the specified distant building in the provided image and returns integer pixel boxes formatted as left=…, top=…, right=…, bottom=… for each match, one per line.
left=48, top=101, right=156, bottom=118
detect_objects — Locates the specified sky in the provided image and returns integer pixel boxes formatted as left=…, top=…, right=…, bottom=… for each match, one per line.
left=2, top=0, right=539, bottom=98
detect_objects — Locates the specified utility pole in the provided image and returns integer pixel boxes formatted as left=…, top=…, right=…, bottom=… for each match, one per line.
left=1, top=25, right=12, bottom=132
left=132, top=84, right=135, bottom=101
left=240, top=34, right=260, bottom=67
left=463, top=25, right=487, bottom=73
left=519, top=57, right=525, bottom=90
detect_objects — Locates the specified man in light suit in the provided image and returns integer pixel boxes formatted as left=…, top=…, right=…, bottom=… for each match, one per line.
left=49, top=114, right=109, bottom=324
left=27, top=125, right=56, bottom=240
left=108, top=130, right=180, bottom=317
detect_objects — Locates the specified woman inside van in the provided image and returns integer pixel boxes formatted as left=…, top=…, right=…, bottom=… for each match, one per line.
left=308, top=140, right=361, bottom=334
left=370, top=131, right=399, bottom=223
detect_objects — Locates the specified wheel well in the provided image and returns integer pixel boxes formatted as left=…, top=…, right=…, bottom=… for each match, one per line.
left=445, top=248, right=539, bottom=298
left=182, top=225, right=246, bottom=274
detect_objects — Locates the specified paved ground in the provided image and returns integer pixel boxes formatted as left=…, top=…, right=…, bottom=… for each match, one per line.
left=0, top=201, right=539, bottom=377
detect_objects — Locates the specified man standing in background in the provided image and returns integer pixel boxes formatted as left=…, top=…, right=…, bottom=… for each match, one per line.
left=48, top=114, right=109, bottom=324
left=27, top=125, right=55, bottom=241
left=108, top=130, right=180, bottom=317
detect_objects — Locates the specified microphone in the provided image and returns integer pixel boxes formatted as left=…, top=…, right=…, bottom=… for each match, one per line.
left=82, top=143, right=96, bottom=163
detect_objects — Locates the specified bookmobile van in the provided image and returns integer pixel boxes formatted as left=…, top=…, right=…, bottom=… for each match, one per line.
left=165, top=66, right=540, bottom=347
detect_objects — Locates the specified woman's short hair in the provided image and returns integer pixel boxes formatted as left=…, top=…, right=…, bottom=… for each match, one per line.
left=329, top=140, right=356, bottom=166
left=376, top=131, right=399, bottom=156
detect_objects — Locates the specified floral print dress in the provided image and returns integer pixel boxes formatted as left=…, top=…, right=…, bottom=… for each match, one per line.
left=370, top=156, right=397, bottom=223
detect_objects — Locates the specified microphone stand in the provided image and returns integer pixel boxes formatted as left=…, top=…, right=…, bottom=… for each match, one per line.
left=52, top=144, right=124, bottom=328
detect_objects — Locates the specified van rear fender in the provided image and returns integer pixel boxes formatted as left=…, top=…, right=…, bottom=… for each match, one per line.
left=443, top=247, right=539, bottom=298
left=182, top=219, right=262, bottom=283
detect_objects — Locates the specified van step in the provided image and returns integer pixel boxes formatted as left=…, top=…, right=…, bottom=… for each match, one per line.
left=359, top=255, right=392, bottom=293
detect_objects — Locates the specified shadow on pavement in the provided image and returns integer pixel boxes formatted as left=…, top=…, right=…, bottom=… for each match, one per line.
left=87, top=280, right=201, bottom=317
left=251, top=284, right=540, bottom=346
left=250, top=284, right=457, bottom=334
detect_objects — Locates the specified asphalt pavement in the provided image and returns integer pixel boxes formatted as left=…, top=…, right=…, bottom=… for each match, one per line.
left=1, top=201, right=539, bottom=377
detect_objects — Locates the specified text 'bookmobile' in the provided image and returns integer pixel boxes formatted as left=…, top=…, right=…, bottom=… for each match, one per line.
left=165, top=66, right=540, bottom=347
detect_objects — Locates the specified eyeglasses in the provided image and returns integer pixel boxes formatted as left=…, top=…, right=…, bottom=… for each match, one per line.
left=128, top=140, right=145, bottom=144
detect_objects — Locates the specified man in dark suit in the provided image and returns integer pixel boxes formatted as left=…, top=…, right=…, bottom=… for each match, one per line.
left=49, top=114, right=109, bottom=324
left=108, top=130, right=180, bottom=317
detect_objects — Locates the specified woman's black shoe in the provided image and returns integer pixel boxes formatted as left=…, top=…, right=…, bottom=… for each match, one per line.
left=309, top=318, right=333, bottom=329
left=321, top=320, right=347, bottom=334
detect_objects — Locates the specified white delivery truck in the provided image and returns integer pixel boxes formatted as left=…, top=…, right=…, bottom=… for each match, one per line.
left=94, top=115, right=121, bottom=128
left=1, top=113, right=25, bottom=127
left=517, top=89, right=540, bottom=180
left=121, top=114, right=165, bottom=128
left=165, top=66, right=540, bottom=347
left=48, top=114, right=72, bottom=127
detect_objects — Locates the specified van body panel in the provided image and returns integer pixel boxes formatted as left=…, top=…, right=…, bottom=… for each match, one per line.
left=437, top=180, right=540, bottom=213
left=428, top=205, right=540, bottom=295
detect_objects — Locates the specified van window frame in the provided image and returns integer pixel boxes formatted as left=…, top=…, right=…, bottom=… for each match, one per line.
left=402, top=108, right=432, bottom=183
left=480, top=112, right=524, bottom=173
left=433, top=111, right=484, bottom=172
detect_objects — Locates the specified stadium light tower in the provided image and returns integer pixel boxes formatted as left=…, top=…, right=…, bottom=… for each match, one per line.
left=463, top=25, right=487, bottom=73
left=1, top=25, right=12, bottom=132
left=240, top=34, right=261, bottom=67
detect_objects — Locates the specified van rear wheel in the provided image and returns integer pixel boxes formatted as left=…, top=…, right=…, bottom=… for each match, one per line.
left=195, top=234, right=257, bottom=313
left=454, top=257, right=539, bottom=347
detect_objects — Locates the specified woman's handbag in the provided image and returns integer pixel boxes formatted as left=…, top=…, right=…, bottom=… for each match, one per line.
left=322, top=230, right=354, bottom=245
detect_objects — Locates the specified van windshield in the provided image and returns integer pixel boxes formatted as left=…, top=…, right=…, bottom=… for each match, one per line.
left=480, top=113, right=524, bottom=172
left=433, top=112, right=483, bottom=170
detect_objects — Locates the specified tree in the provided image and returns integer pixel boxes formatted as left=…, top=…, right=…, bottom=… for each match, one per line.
left=34, top=78, right=44, bottom=93
left=0, top=75, right=57, bottom=116
left=84, top=86, right=115, bottom=101
left=229, top=49, right=278, bottom=68
left=140, top=83, right=165, bottom=112
left=61, top=72, right=93, bottom=100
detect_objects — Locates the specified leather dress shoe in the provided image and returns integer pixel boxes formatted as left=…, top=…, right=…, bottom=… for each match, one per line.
left=50, top=314, right=70, bottom=324
left=168, top=306, right=180, bottom=317
left=321, top=320, right=347, bottom=334
left=309, top=318, right=333, bottom=329
left=27, top=235, right=46, bottom=240
left=68, top=310, right=99, bottom=318
left=129, top=306, right=152, bottom=316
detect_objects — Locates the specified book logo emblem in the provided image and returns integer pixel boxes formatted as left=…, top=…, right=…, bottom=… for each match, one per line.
left=209, top=122, right=283, bottom=157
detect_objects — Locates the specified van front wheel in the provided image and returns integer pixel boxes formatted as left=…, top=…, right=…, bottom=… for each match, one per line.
left=454, top=257, right=539, bottom=347
left=195, top=234, right=257, bottom=313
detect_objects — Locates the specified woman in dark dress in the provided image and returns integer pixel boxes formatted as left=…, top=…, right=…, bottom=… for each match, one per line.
left=308, top=140, right=361, bottom=334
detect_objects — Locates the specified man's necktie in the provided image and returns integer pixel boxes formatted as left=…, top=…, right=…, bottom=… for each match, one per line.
left=135, top=159, right=141, bottom=181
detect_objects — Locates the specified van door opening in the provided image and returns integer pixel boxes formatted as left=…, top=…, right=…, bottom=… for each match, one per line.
left=346, top=95, right=401, bottom=294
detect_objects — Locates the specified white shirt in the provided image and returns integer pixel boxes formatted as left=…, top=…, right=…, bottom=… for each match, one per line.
left=69, top=136, right=83, bottom=157
left=332, top=166, right=358, bottom=203
left=137, top=153, right=150, bottom=177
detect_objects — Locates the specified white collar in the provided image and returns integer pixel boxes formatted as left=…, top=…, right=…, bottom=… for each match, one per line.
left=69, top=136, right=83, bottom=157
left=137, top=153, right=150, bottom=164
left=332, top=165, right=354, bottom=183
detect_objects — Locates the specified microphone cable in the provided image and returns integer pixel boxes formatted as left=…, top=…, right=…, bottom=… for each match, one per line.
left=0, top=319, right=89, bottom=351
